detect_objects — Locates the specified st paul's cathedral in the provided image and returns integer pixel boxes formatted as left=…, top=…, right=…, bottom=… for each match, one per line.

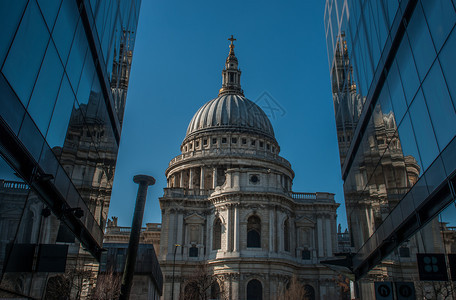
left=158, top=37, right=342, bottom=300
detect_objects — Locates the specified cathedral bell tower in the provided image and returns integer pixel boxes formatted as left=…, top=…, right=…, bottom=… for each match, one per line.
left=219, top=35, right=244, bottom=96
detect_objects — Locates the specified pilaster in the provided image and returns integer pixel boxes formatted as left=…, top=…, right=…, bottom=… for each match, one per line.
left=317, top=217, right=324, bottom=257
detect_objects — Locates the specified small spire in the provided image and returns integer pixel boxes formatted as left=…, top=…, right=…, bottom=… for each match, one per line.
left=219, top=35, right=243, bottom=96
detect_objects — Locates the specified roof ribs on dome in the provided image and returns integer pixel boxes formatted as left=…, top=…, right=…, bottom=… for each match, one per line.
left=185, top=94, right=275, bottom=140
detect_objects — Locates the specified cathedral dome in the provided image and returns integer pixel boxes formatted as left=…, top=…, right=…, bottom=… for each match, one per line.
left=185, top=94, right=275, bottom=139
left=185, top=35, right=275, bottom=141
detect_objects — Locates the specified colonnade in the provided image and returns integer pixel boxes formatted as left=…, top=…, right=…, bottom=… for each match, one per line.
left=169, top=166, right=221, bottom=190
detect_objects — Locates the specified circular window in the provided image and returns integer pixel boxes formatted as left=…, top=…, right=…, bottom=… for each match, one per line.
left=249, top=174, right=259, bottom=184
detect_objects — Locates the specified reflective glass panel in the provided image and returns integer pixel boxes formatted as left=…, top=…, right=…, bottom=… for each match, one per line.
left=441, top=134, right=456, bottom=177
left=90, top=0, right=99, bottom=15
left=37, top=0, right=62, bottom=31
left=101, top=3, right=116, bottom=60
left=0, top=1, right=28, bottom=65
left=18, top=114, right=44, bottom=162
left=382, top=0, right=398, bottom=28
left=424, top=156, right=446, bottom=193
left=396, top=36, right=420, bottom=105
left=421, top=61, right=456, bottom=150
left=46, top=75, right=75, bottom=150
left=387, top=60, right=407, bottom=123
left=76, top=55, right=95, bottom=106
left=107, top=20, right=122, bottom=80
left=95, top=1, right=108, bottom=42
left=421, top=0, right=456, bottom=52
left=409, top=90, right=439, bottom=171
left=66, top=21, right=89, bottom=91
left=439, top=29, right=456, bottom=110
left=0, top=155, right=31, bottom=277
left=2, top=0, right=49, bottom=107
left=27, top=41, right=64, bottom=135
left=39, top=141, right=59, bottom=179
left=52, top=0, right=79, bottom=65
left=0, top=74, right=25, bottom=134
left=376, top=84, right=398, bottom=160
left=397, top=113, right=422, bottom=175
left=364, top=1, right=381, bottom=68
left=358, top=24, right=374, bottom=94
left=407, top=3, right=436, bottom=80
left=370, top=0, right=388, bottom=51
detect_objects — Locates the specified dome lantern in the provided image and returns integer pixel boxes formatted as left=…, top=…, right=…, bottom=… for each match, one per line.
left=219, top=35, right=244, bottom=96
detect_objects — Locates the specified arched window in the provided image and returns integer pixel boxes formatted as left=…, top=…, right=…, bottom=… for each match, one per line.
left=246, top=279, right=262, bottom=300
left=284, top=218, right=290, bottom=252
left=304, top=284, right=315, bottom=300
left=247, top=216, right=261, bottom=248
left=213, top=218, right=221, bottom=250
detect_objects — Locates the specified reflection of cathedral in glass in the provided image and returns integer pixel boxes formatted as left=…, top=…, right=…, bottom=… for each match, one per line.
left=159, top=38, right=346, bottom=300
left=331, top=34, right=364, bottom=165
left=326, top=0, right=456, bottom=298
left=0, top=1, right=141, bottom=298
left=332, top=36, right=421, bottom=249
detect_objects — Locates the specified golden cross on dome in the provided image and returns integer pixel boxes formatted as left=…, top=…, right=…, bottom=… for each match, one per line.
left=228, top=35, right=236, bottom=45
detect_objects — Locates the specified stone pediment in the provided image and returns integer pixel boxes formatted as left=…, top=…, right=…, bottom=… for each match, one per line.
left=295, top=216, right=315, bottom=227
left=184, top=213, right=205, bottom=224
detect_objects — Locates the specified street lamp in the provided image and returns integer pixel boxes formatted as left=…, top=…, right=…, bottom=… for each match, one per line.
left=171, top=244, right=181, bottom=300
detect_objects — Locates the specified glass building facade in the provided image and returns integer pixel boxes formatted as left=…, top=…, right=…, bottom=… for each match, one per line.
left=0, top=0, right=140, bottom=298
left=325, top=0, right=456, bottom=298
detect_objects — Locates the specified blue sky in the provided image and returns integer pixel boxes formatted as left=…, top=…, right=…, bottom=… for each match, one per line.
left=108, top=0, right=347, bottom=230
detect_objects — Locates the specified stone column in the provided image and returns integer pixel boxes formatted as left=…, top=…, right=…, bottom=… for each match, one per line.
left=207, top=213, right=213, bottom=256
left=320, top=284, right=328, bottom=299
left=274, top=206, right=278, bottom=252
left=232, top=276, right=239, bottom=300
left=179, top=171, right=184, bottom=188
left=233, top=173, right=239, bottom=189
left=269, top=209, right=274, bottom=253
left=233, top=205, right=239, bottom=252
left=325, top=217, right=332, bottom=257
left=212, top=167, right=217, bottom=188
left=189, top=168, right=194, bottom=189
left=173, top=282, right=181, bottom=300
left=317, top=217, right=324, bottom=257
left=291, top=218, right=297, bottom=257
left=176, top=213, right=183, bottom=259
left=168, top=211, right=175, bottom=256
left=200, top=166, right=205, bottom=190
left=312, top=229, right=317, bottom=261
left=183, top=226, right=189, bottom=259
left=227, top=206, right=232, bottom=251
left=199, top=224, right=204, bottom=258
left=277, top=211, right=283, bottom=252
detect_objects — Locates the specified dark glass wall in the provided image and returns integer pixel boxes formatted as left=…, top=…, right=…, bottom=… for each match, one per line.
left=325, top=0, right=456, bottom=295
left=0, top=0, right=141, bottom=298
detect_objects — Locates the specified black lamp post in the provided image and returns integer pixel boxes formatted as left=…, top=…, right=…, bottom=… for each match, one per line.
left=171, top=244, right=181, bottom=300
left=119, top=175, right=155, bottom=300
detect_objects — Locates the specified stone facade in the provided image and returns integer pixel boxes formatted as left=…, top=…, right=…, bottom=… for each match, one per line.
left=104, top=216, right=161, bottom=256
left=158, top=38, right=343, bottom=300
